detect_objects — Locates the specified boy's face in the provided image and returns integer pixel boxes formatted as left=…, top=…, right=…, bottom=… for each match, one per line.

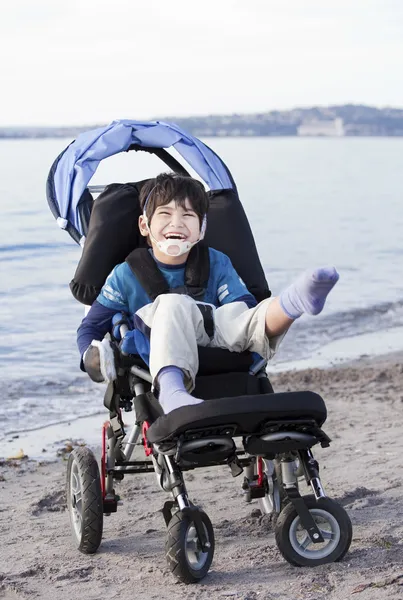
left=139, top=198, right=201, bottom=264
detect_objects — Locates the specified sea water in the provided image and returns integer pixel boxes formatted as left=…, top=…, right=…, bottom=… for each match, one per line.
left=1, top=136, right=403, bottom=444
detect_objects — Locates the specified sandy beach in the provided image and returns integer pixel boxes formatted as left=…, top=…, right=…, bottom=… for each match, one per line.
left=1, top=352, right=403, bottom=600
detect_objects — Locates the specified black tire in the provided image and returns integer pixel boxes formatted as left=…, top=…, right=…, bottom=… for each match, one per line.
left=275, top=495, right=352, bottom=567
left=66, top=447, right=103, bottom=554
left=165, top=509, right=215, bottom=583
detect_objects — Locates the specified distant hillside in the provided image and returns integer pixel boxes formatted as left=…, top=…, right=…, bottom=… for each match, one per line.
left=2, top=105, right=403, bottom=138
left=171, top=105, right=403, bottom=137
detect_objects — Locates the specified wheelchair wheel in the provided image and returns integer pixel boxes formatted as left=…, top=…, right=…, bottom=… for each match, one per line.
left=165, top=509, right=215, bottom=583
left=275, top=494, right=352, bottom=566
left=66, top=446, right=103, bottom=554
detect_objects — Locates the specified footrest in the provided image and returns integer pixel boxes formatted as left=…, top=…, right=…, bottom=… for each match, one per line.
left=146, top=391, right=327, bottom=444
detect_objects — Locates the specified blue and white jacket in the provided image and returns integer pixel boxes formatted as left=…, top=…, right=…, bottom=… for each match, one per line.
left=77, top=248, right=256, bottom=362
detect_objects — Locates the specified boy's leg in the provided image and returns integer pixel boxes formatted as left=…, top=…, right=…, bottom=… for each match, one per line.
left=157, top=366, right=204, bottom=413
left=278, top=267, right=339, bottom=320
left=212, top=267, right=339, bottom=358
left=211, top=298, right=280, bottom=359
left=134, top=294, right=210, bottom=412
left=134, top=268, right=339, bottom=412
left=263, top=266, right=340, bottom=338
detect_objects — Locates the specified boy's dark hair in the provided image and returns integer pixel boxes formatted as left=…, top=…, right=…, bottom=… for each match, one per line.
left=139, top=173, right=209, bottom=226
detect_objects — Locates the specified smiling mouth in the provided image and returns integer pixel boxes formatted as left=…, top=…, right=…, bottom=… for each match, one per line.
left=164, top=233, right=187, bottom=240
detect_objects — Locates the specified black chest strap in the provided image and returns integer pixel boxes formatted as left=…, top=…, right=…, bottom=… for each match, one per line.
left=125, top=244, right=210, bottom=302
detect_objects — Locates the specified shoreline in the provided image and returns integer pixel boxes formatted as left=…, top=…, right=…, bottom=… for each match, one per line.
left=1, top=349, right=403, bottom=599
left=0, top=411, right=107, bottom=462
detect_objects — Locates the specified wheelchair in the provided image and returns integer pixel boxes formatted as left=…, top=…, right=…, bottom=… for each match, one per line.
left=47, top=119, right=352, bottom=584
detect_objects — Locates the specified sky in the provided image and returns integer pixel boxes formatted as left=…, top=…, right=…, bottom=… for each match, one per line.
left=1, top=0, right=403, bottom=126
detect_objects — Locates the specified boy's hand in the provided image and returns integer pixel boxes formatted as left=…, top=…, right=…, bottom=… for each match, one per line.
left=83, top=346, right=104, bottom=382
left=84, top=339, right=117, bottom=383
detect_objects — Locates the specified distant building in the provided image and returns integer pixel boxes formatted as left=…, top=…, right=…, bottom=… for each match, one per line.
left=297, top=117, right=344, bottom=137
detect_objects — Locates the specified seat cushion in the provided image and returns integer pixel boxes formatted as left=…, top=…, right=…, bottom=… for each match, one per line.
left=147, top=390, right=327, bottom=443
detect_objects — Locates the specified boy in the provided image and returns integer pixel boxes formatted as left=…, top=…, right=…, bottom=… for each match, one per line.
left=78, top=173, right=338, bottom=414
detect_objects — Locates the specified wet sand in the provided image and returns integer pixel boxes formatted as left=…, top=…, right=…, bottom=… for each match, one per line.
left=1, top=352, right=403, bottom=600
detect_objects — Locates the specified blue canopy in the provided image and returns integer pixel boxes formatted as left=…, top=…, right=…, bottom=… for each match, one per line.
left=47, top=119, right=234, bottom=241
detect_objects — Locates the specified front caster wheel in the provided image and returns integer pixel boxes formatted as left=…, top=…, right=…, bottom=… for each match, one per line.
left=165, top=509, right=215, bottom=583
left=275, top=494, right=352, bottom=566
left=66, top=447, right=103, bottom=554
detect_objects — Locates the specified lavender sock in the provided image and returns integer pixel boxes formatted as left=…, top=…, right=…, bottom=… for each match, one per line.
left=279, top=267, right=339, bottom=319
left=157, top=366, right=204, bottom=414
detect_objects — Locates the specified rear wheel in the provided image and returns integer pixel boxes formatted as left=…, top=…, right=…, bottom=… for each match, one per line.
left=165, top=509, right=215, bottom=583
left=275, top=495, right=352, bottom=566
left=66, top=447, right=103, bottom=554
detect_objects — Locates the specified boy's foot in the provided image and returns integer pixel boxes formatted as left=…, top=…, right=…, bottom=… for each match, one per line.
left=279, top=267, right=339, bottom=320
left=157, top=366, right=204, bottom=414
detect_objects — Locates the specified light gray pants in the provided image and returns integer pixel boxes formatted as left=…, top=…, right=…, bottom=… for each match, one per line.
left=135, top=294, right=284, bottom=391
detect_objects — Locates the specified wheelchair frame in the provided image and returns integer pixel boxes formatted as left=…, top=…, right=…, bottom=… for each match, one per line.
left=66, top=356, right=352, bottom=584
left=49, top=128, right=353, bottom=584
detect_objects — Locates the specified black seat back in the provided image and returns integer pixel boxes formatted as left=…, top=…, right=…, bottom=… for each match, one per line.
left=70, top=183, right=271, bottom=306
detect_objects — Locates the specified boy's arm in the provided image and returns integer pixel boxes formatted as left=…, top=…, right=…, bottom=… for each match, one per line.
left=77, top=301, right=118, bottom=367
left=215, top=254, right=257, bottom=308
left=77, top=264, right=131, bottom=377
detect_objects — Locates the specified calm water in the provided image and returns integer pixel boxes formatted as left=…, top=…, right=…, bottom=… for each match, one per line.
left=1, top=136, right=403, bottom=438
